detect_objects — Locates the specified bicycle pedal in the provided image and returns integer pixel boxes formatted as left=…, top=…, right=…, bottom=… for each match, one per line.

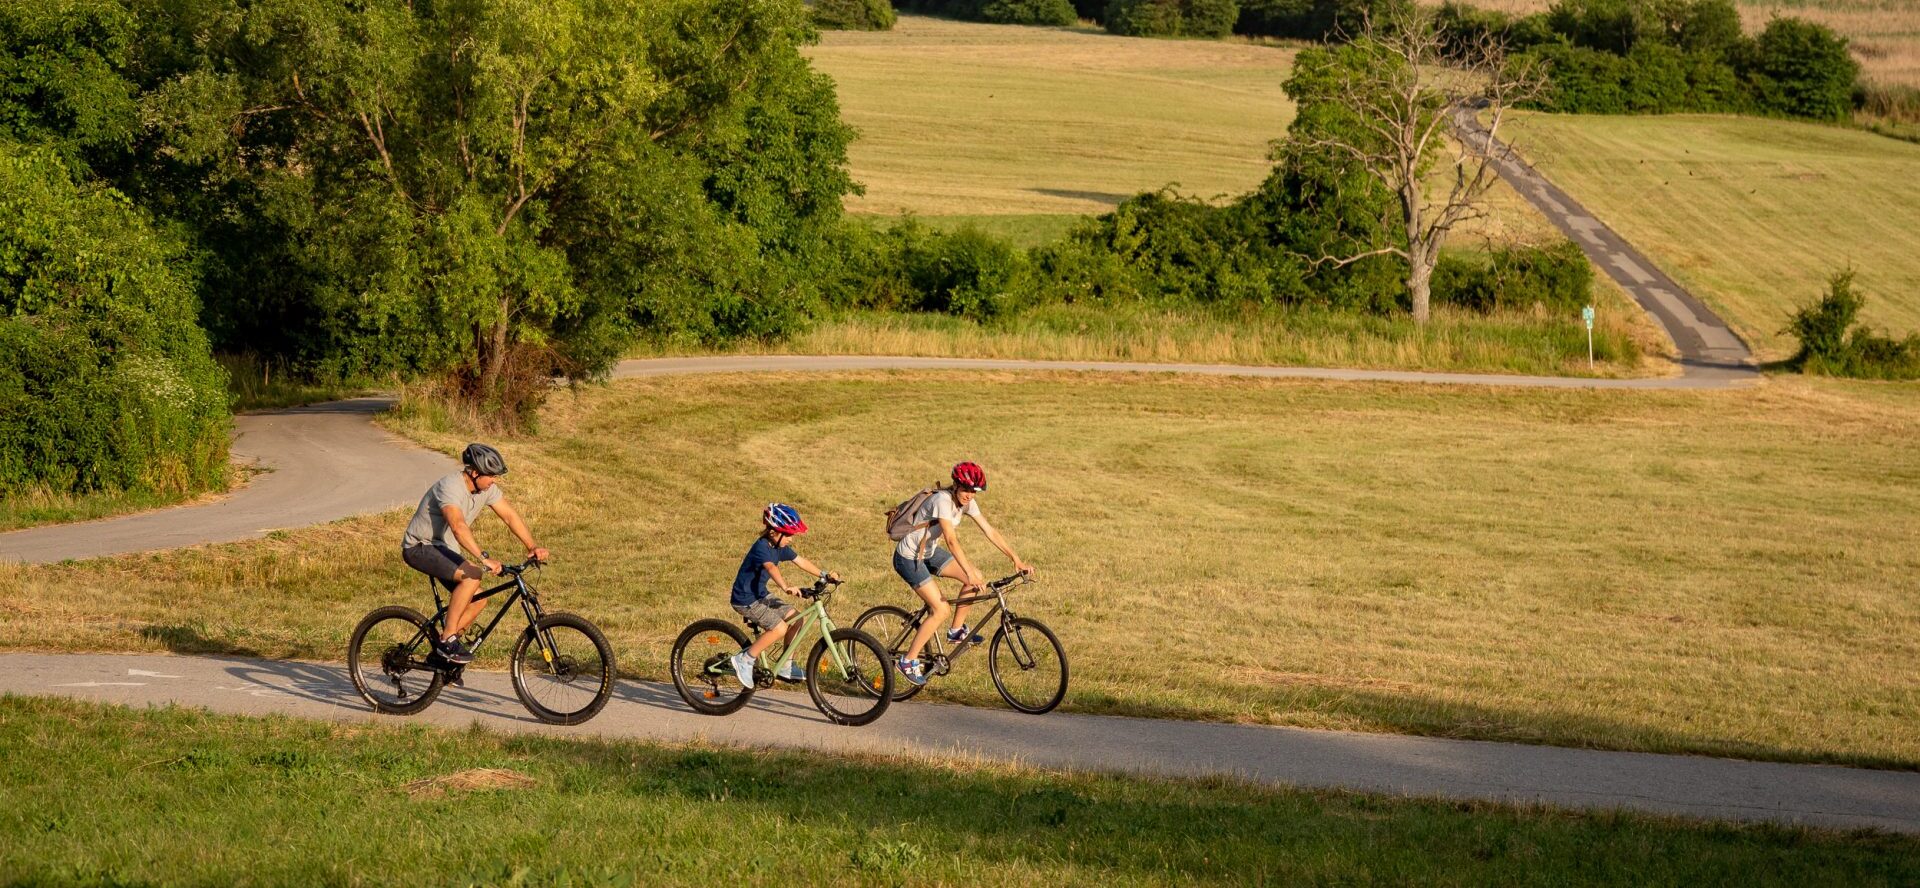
left=448, top=668, right=465, bottom=687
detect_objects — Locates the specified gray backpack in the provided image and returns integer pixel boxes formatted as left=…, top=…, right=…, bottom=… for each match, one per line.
left=884, top=487, right=941, bottom=541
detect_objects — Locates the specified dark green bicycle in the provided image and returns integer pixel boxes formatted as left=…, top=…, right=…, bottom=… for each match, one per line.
left=854, top=572, right=1068, bottom=714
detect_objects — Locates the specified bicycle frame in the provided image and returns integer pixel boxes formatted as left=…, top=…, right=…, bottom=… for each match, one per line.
left=414, top=564, right=558, bottom=670
left=908, top=575, right=1030, bottom=670
left=754, top=586, right=861, bottom=682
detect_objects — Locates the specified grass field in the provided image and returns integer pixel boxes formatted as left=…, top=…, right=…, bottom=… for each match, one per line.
left=635, top=298, right=1665, bottom=378
left=3, top=697, right=1914, bottom=886
left=809, top=17, right=1302, bottom=218
left=4, top=372, right=1917, bottom=767
left=1504, top=112, right=1920, bottom=358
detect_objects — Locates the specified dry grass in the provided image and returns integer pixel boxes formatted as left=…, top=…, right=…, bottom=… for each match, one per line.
left=3, top=372, right=1917, bottom=767
left=810, top=16, right=1302, bottom=217
left=402, top=768, right=537, bottom=799
left=1440, top=0, right=1920, bottom=88
left=1502, top=112, right=1920, bottom=358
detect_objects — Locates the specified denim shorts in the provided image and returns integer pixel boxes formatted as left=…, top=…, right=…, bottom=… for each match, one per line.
left=892, top=548, right=954, bottom=589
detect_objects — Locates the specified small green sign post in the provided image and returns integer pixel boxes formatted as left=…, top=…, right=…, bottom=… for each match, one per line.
left=1582, top=305, right=1595, bottom=369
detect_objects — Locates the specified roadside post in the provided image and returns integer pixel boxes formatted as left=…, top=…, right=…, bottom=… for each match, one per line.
left=1582, top=305, right=1595, bottom=369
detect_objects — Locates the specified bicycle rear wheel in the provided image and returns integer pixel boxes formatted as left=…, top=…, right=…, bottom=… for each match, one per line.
left=988, top=617, right=1067, bottom=714
left=347, top=605, right=446, bottom=715
left=670, top=619, right=754, bottom=715
left=806, top=628, right=893, bottom=726
left=852, top=605, right=926, bottom=702
left=511, top=612, right=617, bottom=725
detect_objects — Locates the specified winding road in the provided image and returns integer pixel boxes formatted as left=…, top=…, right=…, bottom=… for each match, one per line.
left=0, top=149, right=1852, bottom=838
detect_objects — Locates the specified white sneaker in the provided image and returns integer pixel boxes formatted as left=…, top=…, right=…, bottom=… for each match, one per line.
left=730, top=651, right=756, bottom=687
left=777, top=661, right=806, bottom=682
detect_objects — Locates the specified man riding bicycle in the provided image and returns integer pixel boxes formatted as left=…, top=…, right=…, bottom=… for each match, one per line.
left=891, top=461, right=1032, bottom=686
left=400, top=443, right=549, bottom=665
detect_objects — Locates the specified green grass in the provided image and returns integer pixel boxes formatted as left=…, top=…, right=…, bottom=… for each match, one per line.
left=218, top=353, right=376, bottom=412
left=808, top=16, right=1302, bottom=217
left=3, top=697, right=1914, bottom=886
left=6, top=373, right=1919, bottom=767
left=636, top=300, right=1661, bottom=377
left=0, top=485, right=223, bottom=534
left=1504, top=113, right=1920, bottom=359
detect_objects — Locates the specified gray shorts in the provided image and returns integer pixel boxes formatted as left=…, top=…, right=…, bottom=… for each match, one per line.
left=402, top=543, right=484, bottom=591
left=733, top=595, right=795, bottom=631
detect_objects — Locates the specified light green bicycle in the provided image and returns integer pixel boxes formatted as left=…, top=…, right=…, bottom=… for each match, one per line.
left=669, top=576, right=895, bottom=726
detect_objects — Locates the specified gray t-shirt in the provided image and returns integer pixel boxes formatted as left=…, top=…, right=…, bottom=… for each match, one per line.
left=402, top=473, right=502, bottom=552
left=895, top=490, right=982, bottom=559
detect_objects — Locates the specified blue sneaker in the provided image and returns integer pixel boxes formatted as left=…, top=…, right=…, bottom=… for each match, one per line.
left=946, top=625, right=984, bottom=645
left=895, top=657, right=927, bottom=687
left=730, top=651, right=756, bottom=687
left=435, top=637, right=474, bottom=665
left=776, top=661, right=806, bottom=683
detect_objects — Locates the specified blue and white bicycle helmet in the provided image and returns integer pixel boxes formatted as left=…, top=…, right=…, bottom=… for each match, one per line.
left=763, top=503, right=807, bottom=535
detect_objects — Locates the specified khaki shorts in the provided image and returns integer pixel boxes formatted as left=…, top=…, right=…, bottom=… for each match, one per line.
left=733, top=595, right=795, bottom=632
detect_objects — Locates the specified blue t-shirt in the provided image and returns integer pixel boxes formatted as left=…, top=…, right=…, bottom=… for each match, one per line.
left=730, top=536, right=797, bottom=607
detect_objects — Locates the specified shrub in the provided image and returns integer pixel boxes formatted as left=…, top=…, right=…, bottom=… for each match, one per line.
left=1105, top=0, right=1240, bottom=38
left=857, top=222, right=1032, bottom=321
left=1783, top=271, right=1920, bottom=379
left=812, top=0, right=897, bottom=30
left=1234, top=0, right=1411, bottom=41
left=1742, top=17, right=1859, bottom=121
left=1071, top=0, right=1106, bottom=22
left=1431, top=241, right=1593, bottom=313
left=0, top=142, right=228, bottom=496
left=983, top=0, right=1079, bottom=24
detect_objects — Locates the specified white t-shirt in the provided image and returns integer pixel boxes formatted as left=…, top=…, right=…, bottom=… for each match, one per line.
left=895, top=490, right=981, bottom=560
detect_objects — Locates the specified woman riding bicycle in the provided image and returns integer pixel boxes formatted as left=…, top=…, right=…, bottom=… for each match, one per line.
left=891, top=461, right=1032, bottom=686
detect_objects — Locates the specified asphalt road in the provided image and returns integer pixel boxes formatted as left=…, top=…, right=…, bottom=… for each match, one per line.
left=7, top=652, right=1916, bottom=835
left=0, top=399, right=454, bottom=565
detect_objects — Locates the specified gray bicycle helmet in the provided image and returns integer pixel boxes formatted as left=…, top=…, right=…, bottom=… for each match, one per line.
left=461, top=442, right=508, bottom=476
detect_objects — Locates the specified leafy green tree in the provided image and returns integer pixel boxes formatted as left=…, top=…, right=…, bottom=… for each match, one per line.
left=1742, top=17, right=1858, bottom=121
left=1105, top=0, right=1240, bottom=38
left=0, top=141, right=228, bottom=495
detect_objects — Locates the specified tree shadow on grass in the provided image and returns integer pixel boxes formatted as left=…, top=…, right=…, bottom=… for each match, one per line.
left=492, top=729, right=1920, bottom=885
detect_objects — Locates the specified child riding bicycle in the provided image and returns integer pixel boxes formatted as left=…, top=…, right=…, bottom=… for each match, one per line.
left=729, top=503, right=838, bottom=687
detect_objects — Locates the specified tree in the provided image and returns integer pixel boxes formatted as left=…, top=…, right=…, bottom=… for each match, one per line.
left=1280, top=11, right=1544, bottom=323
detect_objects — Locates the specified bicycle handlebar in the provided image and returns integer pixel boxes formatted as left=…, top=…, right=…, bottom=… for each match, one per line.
left=497, top=557, right=545, bottom=578
left=987, top=571, right=1035, bottom=591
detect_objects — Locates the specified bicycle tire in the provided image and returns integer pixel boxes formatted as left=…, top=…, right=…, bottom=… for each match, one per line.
left=988, top=617, right=1068, bottom=714
left=669, top=618, right=755, bottom=715
left=510, top=612, right=617, bottom=725
left=852, top=604, right=927, bottom=702
left=347, top=605, right=446, bottom=715
left=805, top=628, right=894, bottom=726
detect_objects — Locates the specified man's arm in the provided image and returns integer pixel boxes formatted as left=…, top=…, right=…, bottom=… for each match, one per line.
left=488, top=499, right=549, bottom=562
left=441, top=505, right=503, bottom=575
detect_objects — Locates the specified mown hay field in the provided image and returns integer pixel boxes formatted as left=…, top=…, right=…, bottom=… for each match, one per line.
left=1505, top=112, right=1920, bottom=358
left=5, top=373, right=1916, bottom=767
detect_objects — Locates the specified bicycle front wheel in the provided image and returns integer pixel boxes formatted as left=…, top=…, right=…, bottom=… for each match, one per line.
left=806, top=628, right=893, bottom=726
left=852, top=605, right=925, bottom=702
left=347, top=605, right=445, bottom=715
left=510, top=612, right=616, bottom=725
left=670, top=619, right=754, bottom=716
left=988, top=617, right=1068, bottom=714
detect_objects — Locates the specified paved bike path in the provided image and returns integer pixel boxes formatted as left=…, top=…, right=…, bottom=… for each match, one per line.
left=6, top=652, right=1916, bottom=835
left=0, top=399, right=454, bottom=565
left=1455, top=111, right=1756, bottom=375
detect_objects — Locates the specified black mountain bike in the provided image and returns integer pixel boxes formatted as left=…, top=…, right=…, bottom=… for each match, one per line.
left=854, top=572, right=1068, bottom=714
left=347, top=559, right=616, bottom=725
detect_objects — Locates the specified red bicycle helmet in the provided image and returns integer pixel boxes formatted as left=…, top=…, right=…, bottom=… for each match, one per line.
left=951, top=461, right=987, bottom=492
left=763, top=503, right=807, bottom=535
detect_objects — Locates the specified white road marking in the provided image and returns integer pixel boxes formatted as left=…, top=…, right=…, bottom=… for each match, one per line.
left=128, top=669, right=182, bottom=678
left=53, top=681, right=146, bottom=687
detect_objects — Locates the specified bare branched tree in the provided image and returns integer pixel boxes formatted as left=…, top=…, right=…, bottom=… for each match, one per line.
left=1289, top=11, right=1546, bottom=324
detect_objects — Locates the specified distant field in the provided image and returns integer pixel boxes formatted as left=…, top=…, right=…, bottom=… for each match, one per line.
left=808, top=17, right=1302, bottom=217
left=1449, top=0, right=1920, bottom=88
left=1505, top=112, right=1920, bottom=357
left=6, top=372, right=1918, bottom=767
